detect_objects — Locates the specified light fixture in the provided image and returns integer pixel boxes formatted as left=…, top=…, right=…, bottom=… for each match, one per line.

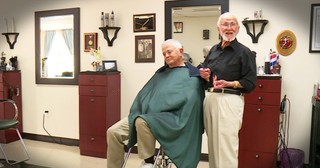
left=242, top=19, right=268, bottom=43
left=3, top=17, right=19, bottom=49
left=2, top=32, right=19, bottom=49
left=99, top=26, right=121, bottom=47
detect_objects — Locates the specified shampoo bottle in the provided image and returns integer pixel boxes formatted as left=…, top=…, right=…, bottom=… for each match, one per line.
left=100, top=12, right=104, bottom=27
left=110, top=11, right=115, bottom=27
left=105, top=13, right=109, bottom=26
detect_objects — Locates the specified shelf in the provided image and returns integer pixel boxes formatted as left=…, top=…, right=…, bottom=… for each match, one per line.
left=2, top=32, right=19, bottom=49
left=242, top=19, right=268, bottom=43
left=99, top=26, right=121, bottom=46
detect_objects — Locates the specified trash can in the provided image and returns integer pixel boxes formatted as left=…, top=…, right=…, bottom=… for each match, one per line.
left=280, top=148, right=304, bottom=168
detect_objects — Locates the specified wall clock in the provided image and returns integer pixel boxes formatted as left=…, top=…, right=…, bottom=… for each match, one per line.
left=275, top=29, right=297, bottom=56
left=133, top=13, right=156, bottom=32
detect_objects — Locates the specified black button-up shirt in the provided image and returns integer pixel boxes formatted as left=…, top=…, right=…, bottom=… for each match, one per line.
left=202, top=39, right=257, bottom=93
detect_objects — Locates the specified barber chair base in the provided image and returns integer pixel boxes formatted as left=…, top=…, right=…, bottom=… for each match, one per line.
left=122, top=147, right=173, bottom=168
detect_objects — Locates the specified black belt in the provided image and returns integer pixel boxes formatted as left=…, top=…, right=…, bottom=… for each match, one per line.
left=208, top=88, right=243, bottom=96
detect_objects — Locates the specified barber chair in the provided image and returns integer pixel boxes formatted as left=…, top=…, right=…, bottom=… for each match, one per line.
left=0, top=99, right=30, bottom=165
left=122, top=146, right=172, bottom=168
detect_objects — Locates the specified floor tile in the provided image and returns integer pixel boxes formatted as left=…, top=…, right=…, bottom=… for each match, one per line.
left=2, top=139, right=208, bottom=168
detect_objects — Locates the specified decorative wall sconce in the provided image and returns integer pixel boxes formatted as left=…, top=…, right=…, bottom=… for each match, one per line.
left=2, top=32, right=19, bottom=49
left=3, top=17, right=19, bottom=49
left=242, top=19, right=268, bottom=43
left=99, top=26, right=121, bottom=46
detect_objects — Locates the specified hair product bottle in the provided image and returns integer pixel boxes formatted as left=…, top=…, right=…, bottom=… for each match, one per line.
left=104, top=13, right=109, bottom=26
left=100, top=12, right=104, bottom=27
left=110, top=11, right=115, bottom=27
left=264, top=52, right=270, bottom=74
left=314, top=81, right=319, bottom=97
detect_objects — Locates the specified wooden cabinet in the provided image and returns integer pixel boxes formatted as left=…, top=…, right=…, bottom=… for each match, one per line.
left=310, top=97, right=320, bottom=168
left=0, top=71, right=22, bottom=143
left=239, top=76, right=281, bottom=168
left=79, top=72, right=121, bottom=158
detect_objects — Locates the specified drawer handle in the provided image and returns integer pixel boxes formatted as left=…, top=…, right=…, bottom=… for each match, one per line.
left=258, top=96, right=263, bottom=100
left=89, top=78, right=95, bottom=82
left=90, top=137, right=95, bottom=141
left=90, top=89, right=95, bottom=92
left=90, top=98, right=95, bottom=102
left=258, top=84, right=263, bottom=88
left=257, top=108, right=262, bottom=112
left=255, top=154, right=259, bottom=158
left=16, top=87, right=20, bottom=96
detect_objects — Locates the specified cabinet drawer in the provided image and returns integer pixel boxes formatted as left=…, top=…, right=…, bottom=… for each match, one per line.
left=239, top=150, right=277, bottom=168
left=244, top=92, right=281, bottom=105
left=79, top=86, right=107, bottom=96
left=239, top=105, right=279, bottom=152
left=79, top=96, right=106, bottom=134
left=79, top=134, right=106, bottom=158
left=253, top=79, right=281, bottom=93
left=79, top=74, right=107, bottom=86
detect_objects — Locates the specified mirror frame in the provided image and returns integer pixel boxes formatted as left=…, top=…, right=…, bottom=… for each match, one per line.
left=165, top=0, right=229, bottom=40
left=35, top=8, right=80, bottom=85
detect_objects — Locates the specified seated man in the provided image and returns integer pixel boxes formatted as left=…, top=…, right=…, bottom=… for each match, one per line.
left=106, top=39, right=205, bottom=168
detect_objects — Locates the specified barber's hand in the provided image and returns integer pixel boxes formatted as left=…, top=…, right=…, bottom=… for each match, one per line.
left=214, top=77, right=233, bottom=89
left=199, top=68, right=211, bottom=81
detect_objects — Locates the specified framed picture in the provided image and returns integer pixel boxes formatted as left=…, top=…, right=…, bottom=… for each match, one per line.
left=173, top=22, right=183, bottom=33
left=133, top=13, right=156, bottom=32
left=102, top=60, right=118, bottom=71
left=135, top=35, right=155, bottom=63
left=309, top=4, right=320, bottom=52
left=203, top=29, right=210, bottom=40
left=84, top=33, right=97, bottom=52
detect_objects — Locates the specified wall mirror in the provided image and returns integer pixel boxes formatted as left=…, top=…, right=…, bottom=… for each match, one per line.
left=35, top=8, right=80, bottom=85
left=165, top=0, right=229, bottom=66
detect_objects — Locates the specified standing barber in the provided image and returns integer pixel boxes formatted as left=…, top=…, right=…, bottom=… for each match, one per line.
left=199, top=12, right=256, bottom=168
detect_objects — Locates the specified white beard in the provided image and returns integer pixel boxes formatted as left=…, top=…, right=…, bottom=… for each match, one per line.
left=220, top=29, right=238, bottom=42
left=221, top=33, right=236, bottom=42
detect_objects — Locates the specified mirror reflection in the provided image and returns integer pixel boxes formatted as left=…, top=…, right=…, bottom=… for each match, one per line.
left=165, top=0, right=229, bottom=67
left=172, top=5, right=221, bottom=66
left=35, top=8, right=80, bottom=85
left=40, top=15, right=74, bottom=78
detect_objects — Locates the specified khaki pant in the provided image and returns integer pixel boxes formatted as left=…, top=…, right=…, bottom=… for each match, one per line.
left=106, top=117, right=156, bottom=168
left=203, top=92, right=244, bottom=168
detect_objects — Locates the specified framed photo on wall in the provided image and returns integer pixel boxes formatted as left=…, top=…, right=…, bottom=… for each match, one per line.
left=135, top=35, right=155, bottom=63
left=133, top=13, right=156, bottom=32
left=309, top=4, right=320, bottom=52
left=84, top=32, right=97, bottom=52
left=173, top=22, right=183, bottom=33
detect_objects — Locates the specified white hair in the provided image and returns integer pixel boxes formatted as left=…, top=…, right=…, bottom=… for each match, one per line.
left=217, top=12, right=239, bottom=27
left=162, top=39, right=183, bottom=49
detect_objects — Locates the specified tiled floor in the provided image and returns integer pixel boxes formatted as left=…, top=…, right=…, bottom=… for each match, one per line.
left=4, top=139, right=209, bottom=168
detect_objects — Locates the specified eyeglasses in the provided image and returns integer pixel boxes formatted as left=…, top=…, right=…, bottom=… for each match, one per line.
left=162, top=49, right=174, bottom=56
left=220, top=22, right=238, bottom=28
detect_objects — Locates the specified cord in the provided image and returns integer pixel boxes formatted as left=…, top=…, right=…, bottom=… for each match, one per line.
left=42, top=113, right=62, bottom=144
left=278, top=96, right=293, bottom=168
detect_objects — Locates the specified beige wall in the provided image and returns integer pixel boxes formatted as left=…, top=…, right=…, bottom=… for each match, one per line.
left=0, top=0, right=319, bottom=163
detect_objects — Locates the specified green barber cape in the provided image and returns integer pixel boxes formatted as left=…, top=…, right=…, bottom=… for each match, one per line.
left=127, top=63, right=204, bottom=168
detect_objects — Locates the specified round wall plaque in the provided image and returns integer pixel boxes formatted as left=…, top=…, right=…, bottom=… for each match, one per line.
left=275, top=29, right=297, bottom=56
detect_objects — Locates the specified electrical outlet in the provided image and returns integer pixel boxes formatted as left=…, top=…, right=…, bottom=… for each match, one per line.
left=44, top=110, right=50, bottom=118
